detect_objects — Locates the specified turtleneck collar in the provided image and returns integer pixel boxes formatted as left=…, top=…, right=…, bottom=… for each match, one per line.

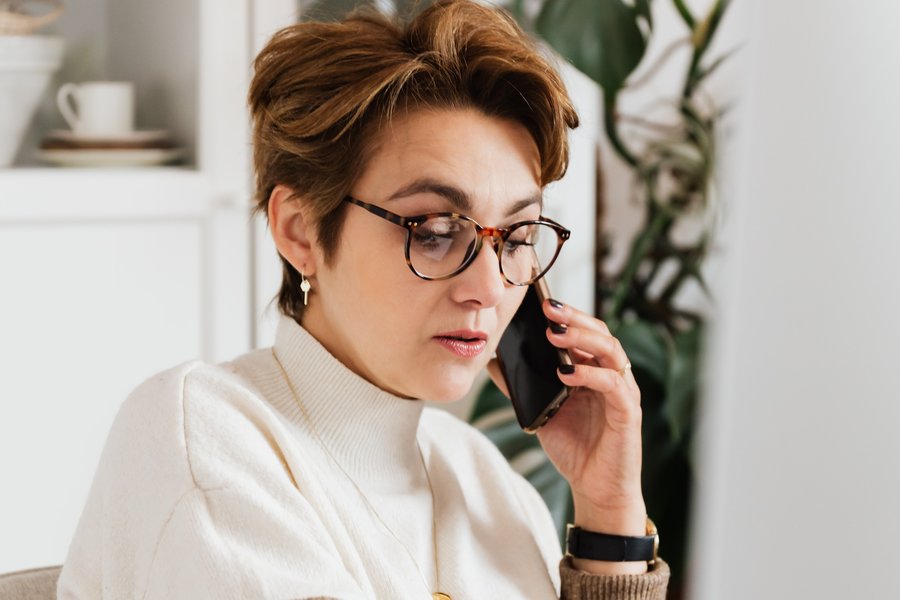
left=265, top=315, right=426, bottom=491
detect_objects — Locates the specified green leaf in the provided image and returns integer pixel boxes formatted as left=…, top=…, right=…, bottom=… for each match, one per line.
left=506, top=0, right=528, bottom=23
left=693, top=45, right=740, bottom=87
left=671, top=0, right=695, bottom=29
left=614, top=318, right=669, bottom=384
left=650, top=140, right=706, bottom=174
left=469, top=378, right=510, bottom=422
left=535, top=0, right=650, bottom=92
left=693, top=267, right=714, bottom=300
left=394, top=0, right=438, bottom=20
left=470, top=382, right=541, bottom=456
left=483, top=419, right=542, bottom=457
left=664, top=325, right=703, bottom=442
left=692, top=0, right=730, bottom=52
left=634, top=0, right=654, bottom=30
left=528, top=460, right=574, bottom=547
left=302, top=0, right=375, bottom=21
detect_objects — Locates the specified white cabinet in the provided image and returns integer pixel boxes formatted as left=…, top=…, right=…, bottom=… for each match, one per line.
left=0, top=0, right=260, bottom=573
left=1, top=207, right=204, bottom=571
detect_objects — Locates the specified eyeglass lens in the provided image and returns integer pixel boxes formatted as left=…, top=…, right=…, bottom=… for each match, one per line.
left=409, top=216, right=560, bottom=284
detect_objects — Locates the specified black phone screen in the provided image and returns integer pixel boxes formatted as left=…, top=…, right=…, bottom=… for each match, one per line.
left=495, top=281, right=571, bottom=432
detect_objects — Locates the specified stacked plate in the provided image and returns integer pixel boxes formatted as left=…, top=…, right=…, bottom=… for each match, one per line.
left=37, top=129, right=184, bottom=167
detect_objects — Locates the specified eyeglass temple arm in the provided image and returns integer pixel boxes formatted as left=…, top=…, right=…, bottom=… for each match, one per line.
left=344, top=196, right=408, bottom=227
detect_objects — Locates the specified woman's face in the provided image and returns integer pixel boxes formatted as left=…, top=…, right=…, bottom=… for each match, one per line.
left=303, top=108, right=541, bottom=401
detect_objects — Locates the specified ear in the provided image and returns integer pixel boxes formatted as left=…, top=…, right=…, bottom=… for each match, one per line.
left=268, top=184, right=318, bottom=276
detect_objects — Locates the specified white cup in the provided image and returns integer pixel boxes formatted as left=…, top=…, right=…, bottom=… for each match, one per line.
left=56, top=81, right=135, bottom=138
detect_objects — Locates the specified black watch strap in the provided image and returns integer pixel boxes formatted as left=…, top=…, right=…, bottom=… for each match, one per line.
left=566, top=521, right=658, bottom=563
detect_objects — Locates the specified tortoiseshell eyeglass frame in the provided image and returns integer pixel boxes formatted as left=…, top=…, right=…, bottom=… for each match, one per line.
left=343, top=196, right=571, bottom=286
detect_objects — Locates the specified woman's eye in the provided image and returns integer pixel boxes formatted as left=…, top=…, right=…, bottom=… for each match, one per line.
left=413, top=231, right=452, bottom=248
left=503, top=239, right=534, bottom=255
left=427, top=222, right=452, bottom=235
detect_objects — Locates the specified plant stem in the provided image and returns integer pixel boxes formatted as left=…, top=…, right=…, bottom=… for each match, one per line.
left=682, top=0, right=730, bottom=100
left=607, top=204, right=672, bottom=327
left=671, top=0, right=696, bottom=29
left=659, top=257, right=697, bottom=306
left=624, top=37, right=691, bottom=92
left=603, top=93, right=639, bottom=168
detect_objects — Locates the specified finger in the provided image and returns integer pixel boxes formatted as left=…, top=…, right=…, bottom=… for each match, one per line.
left=543, top=299, right=611, bottom=336
left=547, top=323, right=629, bottom=372
left=557, top=347, right=609, bottom=378
left=569, top=347, right=595, bottom=364
left=557, top=364, right=641, bottom=426
left=485, top=357, right=510, bottom=399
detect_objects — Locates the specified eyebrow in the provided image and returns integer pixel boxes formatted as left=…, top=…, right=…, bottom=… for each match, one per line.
left=386, top=177, right=542, bottom=218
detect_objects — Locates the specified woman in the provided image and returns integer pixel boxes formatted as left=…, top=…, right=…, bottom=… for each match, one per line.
left=58, top=1, right=669, bottom=598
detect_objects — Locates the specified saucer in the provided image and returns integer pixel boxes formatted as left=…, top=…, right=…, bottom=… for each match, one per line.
left=47, top=129, right=170, bottom=144
left=37, top=147, right=184, bottom=168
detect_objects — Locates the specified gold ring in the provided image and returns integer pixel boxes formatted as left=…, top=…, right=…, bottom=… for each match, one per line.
left=618, top=361, right=632, bottom=376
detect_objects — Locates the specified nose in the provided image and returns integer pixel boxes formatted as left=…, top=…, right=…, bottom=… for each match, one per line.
left=449, top=235, right=508, bottom=308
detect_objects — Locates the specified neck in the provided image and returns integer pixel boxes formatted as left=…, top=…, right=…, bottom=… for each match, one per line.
left=270, top=315, right=426, bottom=491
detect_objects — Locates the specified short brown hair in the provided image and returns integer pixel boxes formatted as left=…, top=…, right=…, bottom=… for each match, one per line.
left=249, top=0, right=579, bottom=321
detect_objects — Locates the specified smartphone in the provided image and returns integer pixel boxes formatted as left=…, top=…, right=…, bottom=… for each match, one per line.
left=495, top=277, right=573, bottom=433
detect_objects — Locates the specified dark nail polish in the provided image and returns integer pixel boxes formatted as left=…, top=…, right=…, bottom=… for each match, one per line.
left=550, top=322, right=568, bottom=335
left=558, top=364, right=576, bottom=375
left=549, top=298, right=564, bottom=309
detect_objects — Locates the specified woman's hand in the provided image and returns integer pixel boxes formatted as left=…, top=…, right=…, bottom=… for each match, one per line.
left=487, top=299, right=648, bottom=575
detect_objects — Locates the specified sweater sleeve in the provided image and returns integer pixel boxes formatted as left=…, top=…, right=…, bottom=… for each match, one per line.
left=57, top=362, right=371, bottom=600
left=142, top=486, right=366, bottom=600
left=559, top=557, right=670, bottom=600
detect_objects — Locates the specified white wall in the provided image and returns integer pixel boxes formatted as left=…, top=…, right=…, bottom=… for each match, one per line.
left=691, top=1, right=900, bottom=597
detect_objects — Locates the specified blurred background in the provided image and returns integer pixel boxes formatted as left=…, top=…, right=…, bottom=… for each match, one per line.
left=1, top=0, right=898, bottom=598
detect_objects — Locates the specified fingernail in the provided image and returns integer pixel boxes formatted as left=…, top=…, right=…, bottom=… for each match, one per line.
left=549, top=298, right=564, bottom=309
left=550, top=322, right=568, bottom=335
left=558, top=364, right=576, bottom=375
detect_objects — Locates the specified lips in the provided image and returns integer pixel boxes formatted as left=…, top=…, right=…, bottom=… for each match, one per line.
left=435, top=329, right=488, bottom=342
left=433, top=329, right=489, bottom=358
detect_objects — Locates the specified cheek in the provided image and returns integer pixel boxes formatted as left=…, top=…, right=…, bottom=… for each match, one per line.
left=501, top=287, right=528, bottom=323
left=333, top=246, right=430, bottom=339
left=331, top=225, right=405, bottom=290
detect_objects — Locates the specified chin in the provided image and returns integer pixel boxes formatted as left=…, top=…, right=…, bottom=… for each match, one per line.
left=417, top=367, right=479, bottom=403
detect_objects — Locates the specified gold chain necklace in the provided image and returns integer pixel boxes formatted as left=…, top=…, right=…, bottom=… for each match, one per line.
left=273, top=350, right=452, bottom=600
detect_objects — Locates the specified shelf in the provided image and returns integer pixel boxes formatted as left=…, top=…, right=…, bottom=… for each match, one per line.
left=0, top=168, right=219, bottom=222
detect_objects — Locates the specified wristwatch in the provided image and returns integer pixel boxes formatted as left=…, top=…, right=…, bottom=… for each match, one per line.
left=566, top=518, right=659, bottom=565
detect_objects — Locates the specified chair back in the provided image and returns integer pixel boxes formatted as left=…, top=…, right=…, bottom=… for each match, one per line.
left=0, top=566, right=61, bottom=600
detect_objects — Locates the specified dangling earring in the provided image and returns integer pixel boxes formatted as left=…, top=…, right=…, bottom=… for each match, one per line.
left=300, top=271, right=311, bottom=306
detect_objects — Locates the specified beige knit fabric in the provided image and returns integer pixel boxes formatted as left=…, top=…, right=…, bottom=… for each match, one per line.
left=560, top=557, right=670, bottom=600
left=0, top=566, right=61, bottom=600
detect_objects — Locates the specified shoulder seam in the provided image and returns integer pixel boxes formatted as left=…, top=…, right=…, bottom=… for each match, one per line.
left=180, top=367, right=200, bottom=488
left=139, top=486, right=197, bottom=600
left=138, top=484, right=231, bottom=600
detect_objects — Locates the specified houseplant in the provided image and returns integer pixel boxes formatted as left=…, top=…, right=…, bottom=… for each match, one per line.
left=470, top=0, right=733, bottom=595
left=0, top=0, right=64, bottom=167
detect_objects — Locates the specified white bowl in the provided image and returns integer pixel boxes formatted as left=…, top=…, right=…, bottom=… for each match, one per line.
left=0, top=35, right=64, bottom=167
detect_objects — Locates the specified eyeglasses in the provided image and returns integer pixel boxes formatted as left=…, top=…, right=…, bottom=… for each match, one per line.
left=344, top=196, right=571, bottom=286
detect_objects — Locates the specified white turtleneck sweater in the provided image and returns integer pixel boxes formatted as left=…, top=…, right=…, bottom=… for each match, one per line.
left=58, top=316, right=668, bottom=599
